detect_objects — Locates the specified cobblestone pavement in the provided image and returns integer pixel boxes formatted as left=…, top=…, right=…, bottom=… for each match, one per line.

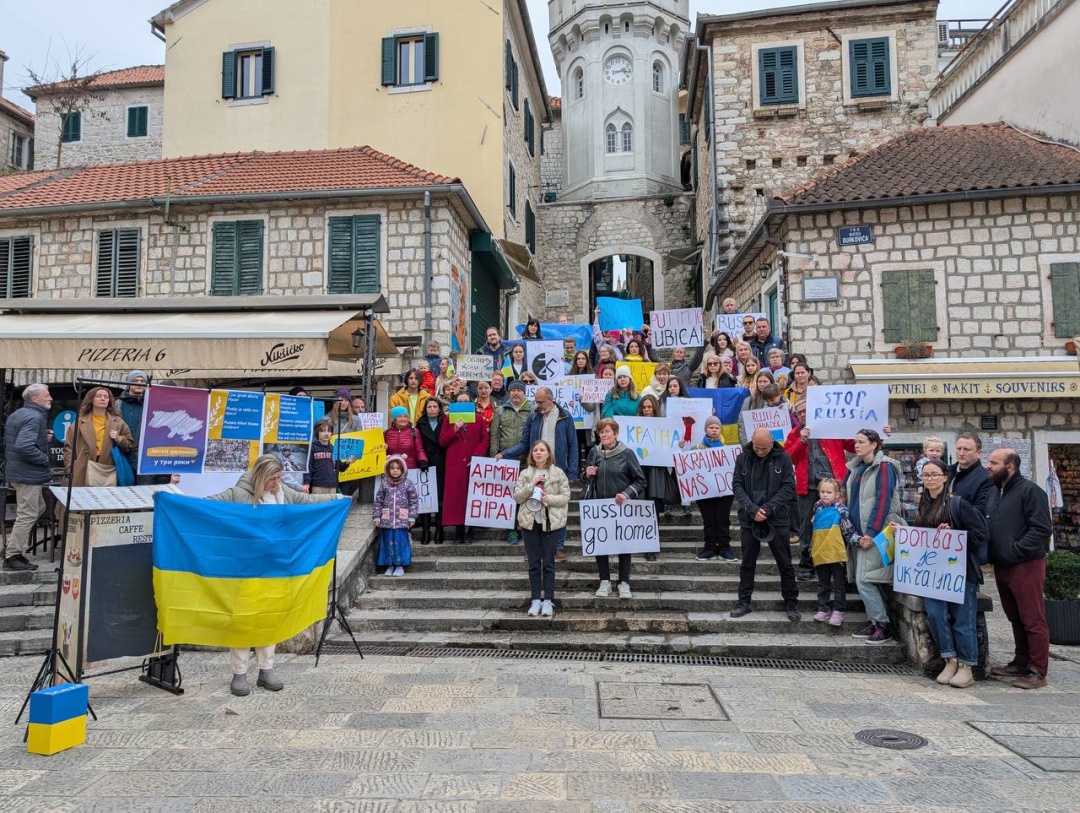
left=1, top=632, right=1080, bottom=813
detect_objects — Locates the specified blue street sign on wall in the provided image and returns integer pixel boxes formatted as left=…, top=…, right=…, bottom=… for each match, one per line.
left=837, top=225, right=874, bottom=246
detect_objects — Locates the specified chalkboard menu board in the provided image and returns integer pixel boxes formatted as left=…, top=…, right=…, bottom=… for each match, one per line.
left=87, top=542, right=160, bottom=664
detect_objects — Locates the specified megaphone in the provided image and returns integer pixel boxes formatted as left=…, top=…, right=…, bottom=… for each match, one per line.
left=526, top=484, right=545, bottom=512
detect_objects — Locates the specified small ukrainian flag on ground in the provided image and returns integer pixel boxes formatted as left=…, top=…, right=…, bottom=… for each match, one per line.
left=28, top=682, right=88, bottom=755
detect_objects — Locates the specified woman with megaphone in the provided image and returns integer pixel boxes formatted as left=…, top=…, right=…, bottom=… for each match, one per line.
left=512, top=440, right=571, bottom=619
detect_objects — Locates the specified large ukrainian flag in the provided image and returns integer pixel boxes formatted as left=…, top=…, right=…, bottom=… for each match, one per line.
left=687, top=387, right=749, bottom=446
left=151, top=491, right=351, bottom=648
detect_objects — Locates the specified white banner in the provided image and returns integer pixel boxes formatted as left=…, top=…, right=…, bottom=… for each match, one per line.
left=617, top=416, right=685, bottom=467
left=714, top=312, right=766, bottom=339
left=457, top=355, right=494, bottom=381
left=376, top=467, right=439, bottom=515
left=893, top=526, right=969, bottom=604
left=741, top=405, right=791, bottom=443
left=650, top=308, right=704, bottom=349
left=580, top=377, right=615, bottom=404
left=465, top=457, right=520, bottom=529
left=526, top=341, right=566, bottom=382
left=672, top=445, right=742, bottom=502
left=664, top=397, right=715, bottom=448
left=579, top=499, right=660, bottom=555
left=805, top=384, right=889, bottom=439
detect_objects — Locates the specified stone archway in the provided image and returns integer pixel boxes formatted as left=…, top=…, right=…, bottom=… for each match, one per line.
left=578, top=245, right=664, bottom=323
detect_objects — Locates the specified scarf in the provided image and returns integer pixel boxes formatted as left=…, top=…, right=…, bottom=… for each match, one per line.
left=260, top=488, right=285, bottom=505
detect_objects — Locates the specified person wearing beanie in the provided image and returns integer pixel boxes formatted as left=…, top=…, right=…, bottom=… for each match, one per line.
left=374, top=455, right=418, bottom=577
left=490, top=380, right=535, bottom=546
left=694, top=415, right=737, bottom=561
left=384, top=406, right=428, bottom=471
left=601, top=366, right=640, bottom=418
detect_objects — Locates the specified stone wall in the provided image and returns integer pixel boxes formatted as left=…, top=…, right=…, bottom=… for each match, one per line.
left=704, top=1, right=938, bottom=259
left=540, top=112, right=563, bottom=198
left=33, top=86, right=163, bottom=169
left=1, top=110, right=34, bottom=173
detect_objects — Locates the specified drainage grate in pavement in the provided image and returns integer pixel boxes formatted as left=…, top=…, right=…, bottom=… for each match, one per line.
left=855, top=728, right=928, bottom=750
left=319, top=642, right=913, bottom=673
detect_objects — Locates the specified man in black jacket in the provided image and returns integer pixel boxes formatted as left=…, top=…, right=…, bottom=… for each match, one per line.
left=948, top=432, right=991, bottom=514
left=2, top=383, right=52, bottom=571
left=986, top=448, right=1053, bottom=689
left=731, top=428, right=800, bottom=621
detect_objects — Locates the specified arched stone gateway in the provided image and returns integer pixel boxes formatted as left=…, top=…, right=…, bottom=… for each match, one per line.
left=580, top=246, right=662, bottom=319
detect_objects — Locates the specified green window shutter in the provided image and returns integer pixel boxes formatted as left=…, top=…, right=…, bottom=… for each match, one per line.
left=424, top=33, right=439, bottom=82
left=703, top=93, right=712, bottom=143
left=850, top=37, right=890, bottom=97
left=237, top=220, right=264, bottom=294
left=222, top=51, right=237, bottom=99
left=880, top=271, right=909, bottom=343
left=679, top=113, right=691, bottom=144
left=353, top=215, right=381, bottom=293
left=525, top=202, right=535, bottom=254
left=260, top=46, right=275, bottom=95
left=115, top=229, right=140, bottom=298
left=0, top=236, right=33, bottom=298
left=524, top=99, right=534, bottom=156
left=127, top=106, right=148, bottom=137
left=909, top=269, right=938, bottom=342
left=61, top=112, right=81, bottom=143
left=211, top=221, right=238, bottom=296
left=505, top=41, right=513, bottom=90
left=511, top=59, right=519, bottom=110
left=540, top=127, right=545, bottom=156
left=95, top=231, right=115, bottom=297
left=327, top=217, right=355, bottom=295
left=760, top=47, right=798, bottom=105
left=508, top=163, right=516, bottom=217
left=381, top=37, right=397, bottom=86
left=1050, top=262, right=1080, bottom=338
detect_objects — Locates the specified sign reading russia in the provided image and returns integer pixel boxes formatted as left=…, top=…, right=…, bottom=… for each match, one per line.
left=805, top=384, right=889, bottom=439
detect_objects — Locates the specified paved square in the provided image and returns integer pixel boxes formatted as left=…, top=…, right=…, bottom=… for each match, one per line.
left=597, top=682, right=728, bottom=721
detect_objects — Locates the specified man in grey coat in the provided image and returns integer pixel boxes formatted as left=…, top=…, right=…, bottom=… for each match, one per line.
left=3, top=383, right=53, bottom=571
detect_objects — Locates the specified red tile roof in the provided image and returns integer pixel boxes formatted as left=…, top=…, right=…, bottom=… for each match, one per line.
left=0, top=95, right=34, bottom=125
left=26, top=65, right=165, bottom=97
left=0, top=146, right=461, bottom=212
left=549, top=96, right=562, bottom=111
left=779, top=123, right=1080, bottom=207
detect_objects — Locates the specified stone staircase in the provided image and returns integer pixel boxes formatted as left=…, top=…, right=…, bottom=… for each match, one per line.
left=342, top=489, right=906, bottom=664
left=0, top=560, right=57, bottom=657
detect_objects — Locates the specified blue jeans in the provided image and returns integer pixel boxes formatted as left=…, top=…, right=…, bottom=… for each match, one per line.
left=557, top=527, right=565, bottom=551
left=854, top=547, right=890, bottom=625
left=924, top=580, right=980, bottom=666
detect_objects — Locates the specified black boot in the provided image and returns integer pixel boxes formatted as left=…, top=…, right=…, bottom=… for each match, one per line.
left=454, top=525, right=466, bottom=544
left=434, top=523, right=445, bottom=545
left=420, top=517, right=431, bottom=545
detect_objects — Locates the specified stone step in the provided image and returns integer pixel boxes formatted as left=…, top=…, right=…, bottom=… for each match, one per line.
left=404, top=555, right=798, bottom=577
left=0, top=628, right=53, bottom=657
left=0, top=566, right=61, bottom=587
left=0, top=582, right=58, bottom=609
left=411, top=538, right=800, bottom=556
left=331, top=629, right=904, bottom=664
left=355, top=588, right=865, bottom=613
left=345, top=607, right=871, bottom=635
left=0, top=604, right=54, bottom=633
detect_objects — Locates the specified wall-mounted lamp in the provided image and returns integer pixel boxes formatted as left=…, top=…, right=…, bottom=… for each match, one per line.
left=759, top=263, right=771, bottom=279
left=904, top=399, right=921, bottom=424
left=352, top=327, right=364, bottom=350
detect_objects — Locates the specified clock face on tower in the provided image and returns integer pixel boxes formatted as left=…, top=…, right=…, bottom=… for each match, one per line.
left=603, top=56, right=632, bottom=85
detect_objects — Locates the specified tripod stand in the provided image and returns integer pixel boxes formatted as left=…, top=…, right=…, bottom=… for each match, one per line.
left=314, top=552, right=363, bottom=665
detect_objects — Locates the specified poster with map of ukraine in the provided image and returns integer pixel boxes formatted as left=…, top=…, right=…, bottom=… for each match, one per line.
left=138, top=386, right=210, bottom=475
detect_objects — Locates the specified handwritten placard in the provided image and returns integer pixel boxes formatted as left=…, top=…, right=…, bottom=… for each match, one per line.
left=580, top=377, right=615, bottom=403
left=618, top=416, right=684, bottom=468
left=650, top=308, right=704, bottom=349
left=672, top=445, right=742, bottom=502
left=664, top=397, right=715, bottom=447
left=597, top=297, right=645, bottom=332
left=579, top=499, right=659, bottom=555
left=465, top=457, right=520, bottom=529
left=741, top=405, right=791, bottom=443
left=376, top=467, right=439, bottom=514
left=714, top=312, right=766, bottom=340
left=893, top=525, right=968, bottom=604
left=333, top=429, right=386, bottom=481
left=622, top=361, right=657, bottom=395
left=357, top=412, right=386, bottom=430
left=456, top=355, right=494, bottom=381
left=805, top=384, right=889, bottom=439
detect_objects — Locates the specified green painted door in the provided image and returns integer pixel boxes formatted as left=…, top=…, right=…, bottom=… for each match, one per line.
left=470, top=253, right=501, bottom=353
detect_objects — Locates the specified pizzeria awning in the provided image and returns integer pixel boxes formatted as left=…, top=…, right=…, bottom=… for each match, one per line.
left=0, top=295, right=395, bottom=372
left=850, top=356, right=1080, bottom=400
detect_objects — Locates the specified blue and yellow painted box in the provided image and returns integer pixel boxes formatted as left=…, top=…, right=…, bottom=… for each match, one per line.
left=27, top=682, right=89, bottom=755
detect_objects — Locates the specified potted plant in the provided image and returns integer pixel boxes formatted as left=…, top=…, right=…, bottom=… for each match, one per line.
left=894, top=342, right=933, bottom=360
left=1045, top=549, right=1080, bottom=645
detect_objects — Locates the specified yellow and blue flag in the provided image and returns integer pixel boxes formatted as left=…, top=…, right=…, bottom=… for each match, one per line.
left=687, top=387, right=749, bottom=446
left=151, top=492, right=351, bottom=648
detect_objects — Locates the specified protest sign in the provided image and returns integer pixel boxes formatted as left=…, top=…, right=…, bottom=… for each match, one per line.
left=741, top=405, right=792, bottom=443
left=714, top=312, right=766, bottom=339
left=893, top=526, right=969, bottom=604
left=622, top=361, right=657, bottom=395
left=357, top=412, right=386, bottom=430
left=261, top=393, right=312, bottom=474
left=526, top=340, right=566, bottom=382
left=375, top=467, right=439, bottom=514
left=597, top=297, right=645, bottom=332
left=205, top=389, right=262, bottom=473
left=139, top=386, right=210, bottom=475
left=333, top=429, right=386, bottom=481
left=557, top=375, right=594, bottom=430
left=579, top=499, right=659, bottom=555
left=672, top=445, right=742, bottom=502
left=664, top=397, right=715, bottom=447
left=805, top=384, right=889, bottom=439
left=650, top=308, right=704, bottom=349
left=448, top=403, right=476, bottom=424
left=580, top=377, right=615, bottom=404
left=465, top=457, right=520, bottom=529
left=456, top=355, right=494, bottom=381
left=618, top=416, right=684, bottom=467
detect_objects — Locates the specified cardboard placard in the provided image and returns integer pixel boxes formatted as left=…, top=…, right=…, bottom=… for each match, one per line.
left=893, top=526, right=969, bottom=604
left=465, top=457, right=520, bottom=529
left=650, top=308, right=704, bottom=349
left=456, top=355, right=494, bottom=381
left=805, top=384, right=889, bottom=439
left=579, top=499, right=659, bottom=555
left=672, top=445, right=742, bottom=502
left=741, top=405, right=792, bottom=443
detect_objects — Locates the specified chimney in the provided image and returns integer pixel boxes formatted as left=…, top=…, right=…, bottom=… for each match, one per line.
left=0, top=51, right=7, bottom=99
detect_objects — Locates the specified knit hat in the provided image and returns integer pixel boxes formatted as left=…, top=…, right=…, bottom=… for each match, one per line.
left=334, top=387, right=352, bottom=399
left=615, top=365, right=632, bottom=380
left=125, top=370, right=148, bottom=384
left=390, top=406, right=408, bottom=421
left=507, top=380, right=526, bottom=393
left=704, top=415, right=722, bottom=431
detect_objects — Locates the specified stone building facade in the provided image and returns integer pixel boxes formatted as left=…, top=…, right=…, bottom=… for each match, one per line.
left=684, top=0, right=939, bottom=291
left=718, top=123, right=1080, bottom=502
left=0, top=52, right=35, bottom=173
left=27, top=66, right=164, bottom=170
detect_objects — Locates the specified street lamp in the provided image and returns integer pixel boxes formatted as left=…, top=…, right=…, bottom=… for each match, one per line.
left=351, top=327, right=363, bottom=350
left=904, top=399, right=921, bottom=424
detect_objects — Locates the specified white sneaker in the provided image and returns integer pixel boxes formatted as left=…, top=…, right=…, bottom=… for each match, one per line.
left=384, top=567, right=395, bottom=576
left=393, top=566, right=405, bottom=577
left=595, top=580, right=612, bottom=597
left=528, top=600, right=542, bottom=617
left=541, top=600, right=554, bottom=618
left=618, top=582, right=632, bottom=599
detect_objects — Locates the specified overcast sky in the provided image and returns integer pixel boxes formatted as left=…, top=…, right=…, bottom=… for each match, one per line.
left=2, top=0, right=1003, bottom=109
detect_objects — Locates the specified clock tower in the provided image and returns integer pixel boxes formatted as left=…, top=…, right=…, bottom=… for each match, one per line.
left=548, top=0, right=689, bottom=201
